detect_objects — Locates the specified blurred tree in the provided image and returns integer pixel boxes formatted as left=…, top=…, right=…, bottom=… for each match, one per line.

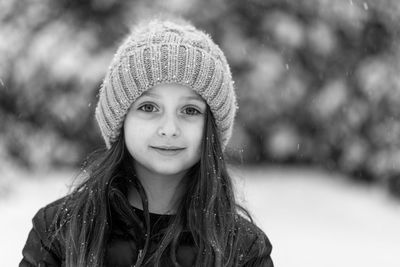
left=1, top=0, right=400, bottom=196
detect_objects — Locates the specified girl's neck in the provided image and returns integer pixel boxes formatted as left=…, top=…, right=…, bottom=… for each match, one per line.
left=128, top=165, right=186, bottom=215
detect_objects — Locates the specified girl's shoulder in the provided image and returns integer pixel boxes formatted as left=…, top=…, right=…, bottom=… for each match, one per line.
left=33, top=195, right=72, bottom=226
left=21, top=195, right=72, bottom=265
left=30, top=194, right=76, bottom=241
left=234, top=214, right=274, bottom=265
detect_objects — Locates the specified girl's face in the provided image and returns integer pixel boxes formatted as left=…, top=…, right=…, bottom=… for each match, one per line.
left=124, top=83, right=206, bottom=178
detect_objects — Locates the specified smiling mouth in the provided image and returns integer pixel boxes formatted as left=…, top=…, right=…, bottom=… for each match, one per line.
left=151, top=146, right=185, bottom=150
left=150, top=146, right=185, bottom=156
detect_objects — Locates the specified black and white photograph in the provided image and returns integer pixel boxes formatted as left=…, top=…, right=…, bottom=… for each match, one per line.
left=1, top=0, right=400, bottom=266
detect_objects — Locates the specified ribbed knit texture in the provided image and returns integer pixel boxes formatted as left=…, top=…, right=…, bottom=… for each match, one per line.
left=95, top=19, right=237, bottom=149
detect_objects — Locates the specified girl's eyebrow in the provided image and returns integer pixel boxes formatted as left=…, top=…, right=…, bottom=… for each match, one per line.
left=183, top=95, right=205, bottom=102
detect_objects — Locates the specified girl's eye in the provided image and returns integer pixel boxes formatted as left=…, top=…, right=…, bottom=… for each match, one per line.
left=183, top=107, right=201, bottom=116
left=139, top=103, right=157, bottom=112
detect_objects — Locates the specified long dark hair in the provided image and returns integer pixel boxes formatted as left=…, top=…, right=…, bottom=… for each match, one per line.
left=52, top=107, right=257, bottom=266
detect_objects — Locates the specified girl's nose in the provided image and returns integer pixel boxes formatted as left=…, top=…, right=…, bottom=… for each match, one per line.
left=157, top=114, right=180, bottom=137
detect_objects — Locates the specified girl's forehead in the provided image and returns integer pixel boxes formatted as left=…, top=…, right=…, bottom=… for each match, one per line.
left=140, top=83, right=204, bottom=101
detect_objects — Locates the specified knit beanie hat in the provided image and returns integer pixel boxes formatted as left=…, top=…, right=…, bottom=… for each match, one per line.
left=95, top=18, right=237, bottom=150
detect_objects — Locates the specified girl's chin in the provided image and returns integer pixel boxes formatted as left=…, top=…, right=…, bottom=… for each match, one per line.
left=148, top=166, right=188, bottom=177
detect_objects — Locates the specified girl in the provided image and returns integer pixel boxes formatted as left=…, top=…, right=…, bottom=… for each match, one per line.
left=20, top=18, right=273, bottom=267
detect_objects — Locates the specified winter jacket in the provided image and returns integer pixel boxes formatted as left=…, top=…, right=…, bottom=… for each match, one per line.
left=19, top=193, right=273, bottom=267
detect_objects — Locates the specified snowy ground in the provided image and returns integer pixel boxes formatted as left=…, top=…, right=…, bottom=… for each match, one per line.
left=1, top=165, right=399, bottom=266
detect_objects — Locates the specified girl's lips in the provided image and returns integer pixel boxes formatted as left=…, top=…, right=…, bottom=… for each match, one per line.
left=152, top=146, right=184, bottom=150
left=150, top=146, right=185, bottom=156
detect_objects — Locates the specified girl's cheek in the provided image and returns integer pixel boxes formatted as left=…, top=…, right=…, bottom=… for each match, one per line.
left=180, top=113, right=205, bottom=122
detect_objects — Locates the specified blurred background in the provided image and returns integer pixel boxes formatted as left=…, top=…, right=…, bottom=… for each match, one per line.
left=1, top=0, right=400, bottom=266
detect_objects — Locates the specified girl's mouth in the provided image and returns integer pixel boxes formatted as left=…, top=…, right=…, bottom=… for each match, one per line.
left=153, top=146, right=184, bottom=150
left=150, top=146, right=185, bottom=155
